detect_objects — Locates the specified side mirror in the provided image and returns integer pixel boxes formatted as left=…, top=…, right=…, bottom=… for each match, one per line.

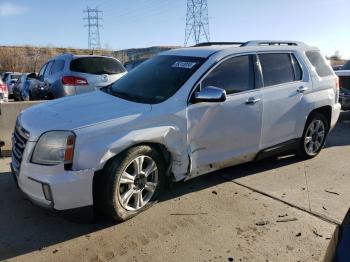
left=194, top=86, right=226, bottom=103
left=27, top=73, right=38, bottom=79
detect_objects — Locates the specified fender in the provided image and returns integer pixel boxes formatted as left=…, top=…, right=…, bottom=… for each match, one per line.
left=74, top=125, right=190, bottom=182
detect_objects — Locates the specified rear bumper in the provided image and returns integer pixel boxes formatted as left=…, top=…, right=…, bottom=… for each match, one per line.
left=330, top=103, right=341, bottom=130
left=0, top=92, right=8, bottom=102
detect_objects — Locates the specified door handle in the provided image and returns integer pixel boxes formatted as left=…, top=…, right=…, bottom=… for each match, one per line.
left=297, top=86, right=309, bottom=93
left=246, top=97, right=261, bottom=105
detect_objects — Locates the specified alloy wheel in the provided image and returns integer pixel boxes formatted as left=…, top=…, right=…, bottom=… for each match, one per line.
left=304, top=119, right=326, bottom=156
left=117, top=155, right=158, bottom=211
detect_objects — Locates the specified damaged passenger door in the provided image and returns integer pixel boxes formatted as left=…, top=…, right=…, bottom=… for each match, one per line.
left=187, top=54, right=263, bottom=176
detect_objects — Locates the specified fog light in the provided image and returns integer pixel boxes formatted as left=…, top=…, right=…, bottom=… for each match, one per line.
left=42, top=184, right=53, bottom=201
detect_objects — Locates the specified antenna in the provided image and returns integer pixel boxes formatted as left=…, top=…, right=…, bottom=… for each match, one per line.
left=83, top=7, right=103, bottom=50
left=184, top=0, right=210, bottom=46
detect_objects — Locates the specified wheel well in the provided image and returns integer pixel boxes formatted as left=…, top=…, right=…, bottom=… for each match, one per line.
left=309, top=106, right=332, bottom=128
left=92, top=142, right=173, bottom=209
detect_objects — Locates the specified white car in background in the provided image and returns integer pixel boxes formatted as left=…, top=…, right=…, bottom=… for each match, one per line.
left=4, top=72, right=21, bottom=99
left=12, top=41, right=340, bottom=221
left=0, top=78, right=9, bottom=102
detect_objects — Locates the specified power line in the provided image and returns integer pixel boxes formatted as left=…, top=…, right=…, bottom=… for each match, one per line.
left=184, top=0, right=210, bottom=46
left=83, top=6, right=103, bottom=50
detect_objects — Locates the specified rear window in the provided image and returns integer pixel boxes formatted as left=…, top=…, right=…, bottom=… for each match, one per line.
left=259, top=53, right=295, bottom=86
left=305, top=51, right=333, bottom=77
left=11, top=74, right=21, bottom=80
left=70, top=57, right=126, bottom=75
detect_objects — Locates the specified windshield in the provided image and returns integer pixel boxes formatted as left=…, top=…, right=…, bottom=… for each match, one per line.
left=101, top=55, right=205, bottom=104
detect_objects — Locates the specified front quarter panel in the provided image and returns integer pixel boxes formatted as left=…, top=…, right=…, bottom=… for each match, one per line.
left=72, top=99, right=189, bottom=181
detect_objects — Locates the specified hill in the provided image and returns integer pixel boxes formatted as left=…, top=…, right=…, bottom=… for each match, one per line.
left=0, top=45, right=179, bottom=73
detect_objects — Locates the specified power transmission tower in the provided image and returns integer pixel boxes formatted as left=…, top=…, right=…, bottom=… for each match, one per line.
left=184, top=0, right=210, bottom=46
left=83, top=7, right=103, bottom=50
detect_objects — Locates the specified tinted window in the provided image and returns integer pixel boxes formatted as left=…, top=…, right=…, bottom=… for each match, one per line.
left=259, top=53, right=295, bottom=86
left=202, top=55, right=254, bottom=94
left=44, top=62, right=54, bottom=77
left=50, top=60, right=65, bottom=75
left=102, top=55, right=205, bottom=104
left=70, top=57, right=126, bottom=75
left=342, top=60, right=350, bottom=70
left=10, top=74, right=20, bottom=80
left=305, top=51, right=333, bottom=77
left=291, top=54, right=302, bottom=80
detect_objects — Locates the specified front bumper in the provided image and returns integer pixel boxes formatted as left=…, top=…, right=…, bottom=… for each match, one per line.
left=330, top=103, right=341, bottom=130
left=12, top=141, right=95, bottom=210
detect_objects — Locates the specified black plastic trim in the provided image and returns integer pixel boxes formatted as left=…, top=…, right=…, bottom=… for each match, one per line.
left=255, top=138, right=300, bottom=161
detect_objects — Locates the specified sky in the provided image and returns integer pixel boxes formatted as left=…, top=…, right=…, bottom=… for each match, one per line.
left=0, top=0, right=349, bottom=58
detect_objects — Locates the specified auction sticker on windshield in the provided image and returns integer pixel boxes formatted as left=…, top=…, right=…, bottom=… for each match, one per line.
left=172, top=61, right=198, bottom=69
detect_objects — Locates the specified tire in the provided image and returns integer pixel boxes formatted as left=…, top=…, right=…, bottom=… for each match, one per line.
left=296, top=112, right=329, bottom=159
left=99, top=145, right=166, bottom=222
left=47, top=93, right=55, bottom=100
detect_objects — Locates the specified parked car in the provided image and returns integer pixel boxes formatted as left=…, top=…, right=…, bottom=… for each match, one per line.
left=1, top=71, right=12, bottom=82
left=339, top=87, right=350, bottom=111
left=0, top=78, right=8, bottom=102
left=124, top=59, right=148, bottom=72
left=12, top=73, right=37, bottom=101
left=11, top=41, right=340, bottom=221
left=4, top=73, right=21, bottom=99
left=332, top=65, right=343, bottom=71
left=334, top=60, right=350, bottom=110
left=29, top=54, right=127, bottom=100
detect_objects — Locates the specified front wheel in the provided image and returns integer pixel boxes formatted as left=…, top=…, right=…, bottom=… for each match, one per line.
left=297, top=112, right=329, bottom=159
left=100, top=145, right=166, bottom=222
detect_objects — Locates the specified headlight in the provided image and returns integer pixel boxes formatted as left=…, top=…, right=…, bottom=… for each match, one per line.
left=32, top=131, right=75, bottom=166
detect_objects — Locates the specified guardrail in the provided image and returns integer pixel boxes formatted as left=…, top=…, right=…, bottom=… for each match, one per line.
left=0, top=101, right=45, bottom=156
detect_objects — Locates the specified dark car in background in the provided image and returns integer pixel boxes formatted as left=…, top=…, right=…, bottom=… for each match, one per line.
left=339, top=87, right=350, bottom=111
left=335, top=60, right=350, bottom=111
left=12, top=73, right=37, bottom=101
left=29, top=54, right=127, bottom=100
left=124, top=59, right=148, bottom=72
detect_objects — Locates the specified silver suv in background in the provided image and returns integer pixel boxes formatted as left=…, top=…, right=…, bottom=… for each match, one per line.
left=29, top=54, right=127, bottom=100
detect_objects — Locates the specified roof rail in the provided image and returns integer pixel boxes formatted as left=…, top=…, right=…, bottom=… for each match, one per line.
left=193, top=42, right=245, bottom=47
left=241, top=40, right=307, bottom=47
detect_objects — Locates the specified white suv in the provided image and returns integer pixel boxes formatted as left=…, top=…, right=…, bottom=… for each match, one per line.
left=11, top=41, right=341, bottom=221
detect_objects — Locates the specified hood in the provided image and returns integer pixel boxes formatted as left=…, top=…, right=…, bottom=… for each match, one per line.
left=20, top=91, right=151, bottom=141
left=335, top=70, right=350, bottom=77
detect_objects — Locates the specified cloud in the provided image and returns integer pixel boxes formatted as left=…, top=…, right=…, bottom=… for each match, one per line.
left=0, top=2, right=28, bottom=17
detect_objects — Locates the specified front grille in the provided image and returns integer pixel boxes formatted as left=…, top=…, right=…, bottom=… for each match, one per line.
left=339, top=76, right=350, bottom=90
left=12, top=122, right=29, bottom=176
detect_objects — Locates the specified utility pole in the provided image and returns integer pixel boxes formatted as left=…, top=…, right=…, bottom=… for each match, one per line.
left=83, top=7, right=103, bottom=50
left=184, top=0, right=210, bottom=46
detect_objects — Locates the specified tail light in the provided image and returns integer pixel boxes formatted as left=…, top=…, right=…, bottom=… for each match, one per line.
left=0, top=84, right=8, bottom=93
left=62, top=76, right=88, bottom=86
